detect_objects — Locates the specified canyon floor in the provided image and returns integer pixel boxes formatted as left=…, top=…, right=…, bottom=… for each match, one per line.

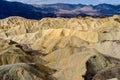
left=0, top=15, right=120, bottom=80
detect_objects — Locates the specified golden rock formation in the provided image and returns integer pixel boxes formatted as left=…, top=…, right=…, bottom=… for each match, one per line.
left=0, top=15, right=120, bottom=80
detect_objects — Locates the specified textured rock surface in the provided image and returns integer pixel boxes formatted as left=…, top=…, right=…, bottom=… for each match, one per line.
left=0, top=15, right=120, bottom=80
left=0, top=63, right=56, bottom=80
left=92, top=63, right=120, bottom=80
left=0, top=39, right=56, bottom=80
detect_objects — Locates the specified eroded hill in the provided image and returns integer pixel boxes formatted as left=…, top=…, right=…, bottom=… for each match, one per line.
left=0, top=15, right=120, bottom=80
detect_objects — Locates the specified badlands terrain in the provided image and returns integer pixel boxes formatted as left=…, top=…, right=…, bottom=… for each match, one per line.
left=0, top=15, right=120, bottom=80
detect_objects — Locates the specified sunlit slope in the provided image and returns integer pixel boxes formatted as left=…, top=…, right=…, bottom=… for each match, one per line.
left=0, top=15, right=120, bottom=80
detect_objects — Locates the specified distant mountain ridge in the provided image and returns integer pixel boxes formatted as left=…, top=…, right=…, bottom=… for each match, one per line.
left=34, top=3, right=120, bottom=17
left=0, top=0, right=120, bottom=19
left=0, top=0, right=57, bottom=20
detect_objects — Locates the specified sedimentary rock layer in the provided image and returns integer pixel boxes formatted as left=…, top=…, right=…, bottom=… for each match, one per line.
left=0, top=15, right=120, bottom=80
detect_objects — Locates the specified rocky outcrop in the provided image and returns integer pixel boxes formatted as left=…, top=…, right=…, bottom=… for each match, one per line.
left=0, top=16, right=26, bottom=27
left=0, top=39, right=56, bottom=80
left=0, top=63, right=56, bottom=80
left=92, top=63, right=120, bottom=80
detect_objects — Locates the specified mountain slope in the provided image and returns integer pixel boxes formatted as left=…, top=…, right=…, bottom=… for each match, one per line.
left=34, top=3, right=120, bottom=17
left=0, top=38, right=56, bottom=80
left=94, top=3, right=120, bottom=16
left=0, top=0, right=56, bottom=20
left=0, top=0, right=120, bottom=19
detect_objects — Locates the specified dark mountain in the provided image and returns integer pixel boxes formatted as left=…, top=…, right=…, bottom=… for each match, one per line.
left=34, top=3, right=120, bottom=17
left=94, top=3, right=120, bottom=16
left=0, top=0, right=57, bottom=19
left=34, top=3, right=85, bottom=10
left=0, top=0, right=120, bottom=19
